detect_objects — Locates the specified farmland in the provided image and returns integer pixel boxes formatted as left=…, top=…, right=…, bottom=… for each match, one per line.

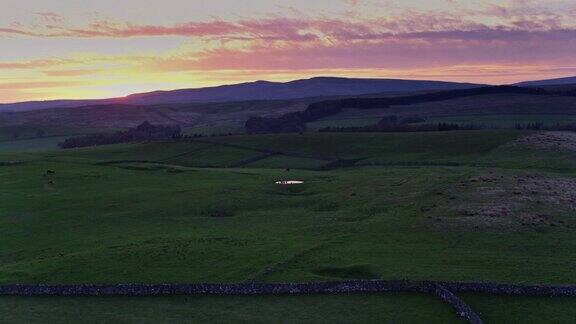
left=2, top=129, right=576, bottom=322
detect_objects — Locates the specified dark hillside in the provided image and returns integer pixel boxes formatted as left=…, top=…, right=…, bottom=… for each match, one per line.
left=245, top=86, right=551, bottom=134
left=0, top=77, right=482, bottom=112
left=516, top=75, right=576, bottom=87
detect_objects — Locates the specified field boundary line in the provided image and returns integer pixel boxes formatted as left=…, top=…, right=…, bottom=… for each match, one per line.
left=7, top=279, right=576, bottom=323
left=3, top=279, right=576, bottom=297
left=185, top=138, right=337, bottom=161
left=433, top=284, right=484, bottom=324
left=228, top=152, right=280, bottom=168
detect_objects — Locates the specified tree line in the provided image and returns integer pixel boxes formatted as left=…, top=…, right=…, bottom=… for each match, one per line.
left=319, top=116, right=483, bottom=133
left=59, top=122, right=182, bottom=149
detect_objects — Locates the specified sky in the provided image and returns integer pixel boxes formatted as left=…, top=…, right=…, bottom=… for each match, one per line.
left=1, top=0, right=576, bottom=103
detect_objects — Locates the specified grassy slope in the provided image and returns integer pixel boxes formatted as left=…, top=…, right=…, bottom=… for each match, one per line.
left=42, top=141, right=265, bottom=168
left=4, top=130, right=576, bottom=322
left=0, top=99, right=307, bottom=129
left=210, top=131, right=526, bottom=165
left=3, top=92, right=576, bottom=135
left=314, top=93, right=576, bottom=120
left=307, top=117, right=383, bottom=130
left=0, top=136, right=71, bottom=152
left=461, top=294, right=576, bottom=324
left=0, top=125, right=123, bottom=152
left=0, top=293, right=460, bottom=324
left=7, top=293, right=576, bottom=323
left=426, top=114, right=576, bottom=127
left=303, top=93, right=576, bottom=130
left=3, top=131, right=576, bottom=284
left=7, top=130, right=576, bottom=171
left=0, top=125, right=118, bottom=141
left=308, top=114, right=576, bottom=130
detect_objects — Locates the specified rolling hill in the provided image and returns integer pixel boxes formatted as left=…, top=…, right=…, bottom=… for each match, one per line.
left=516, top=75, right=576, bottom=87
left=2, top=85, right=576, bottom=132
left=0, top=77, right=483, bottom=112
left=121, top=77, right=484, bottom=105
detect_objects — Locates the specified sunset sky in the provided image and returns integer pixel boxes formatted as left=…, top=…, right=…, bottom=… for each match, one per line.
left=1, top=0, right=576, bottom=103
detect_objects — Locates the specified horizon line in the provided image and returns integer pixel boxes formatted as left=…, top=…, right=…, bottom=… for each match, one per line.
left=0, top=74, right=512, bottom=105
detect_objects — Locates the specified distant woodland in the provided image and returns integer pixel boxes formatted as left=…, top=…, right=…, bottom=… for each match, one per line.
left=59, top=122, right=181, bottom=149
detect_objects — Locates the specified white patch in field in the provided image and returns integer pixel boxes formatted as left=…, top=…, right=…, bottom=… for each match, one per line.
left=275, top=180, right=304, bottom=185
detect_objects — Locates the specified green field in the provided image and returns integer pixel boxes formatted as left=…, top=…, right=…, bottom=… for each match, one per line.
left=307, top=113, right=576, bottom=131
left=182, top=123, right=246, bottom=136
left=4, top=293, right=576, bottom=323
left=461, top=294, right=576, bottom=324
left=426, top=114, right=576, bottom=128
left=307, top=117, right=383, bottom=130
left=0, top=293, right=459, bottom=323
left=0, top=125, right=122, bottom=152
left=0, top=136, right=71, bottom=152
left=3, top=130, right=576, bottom=322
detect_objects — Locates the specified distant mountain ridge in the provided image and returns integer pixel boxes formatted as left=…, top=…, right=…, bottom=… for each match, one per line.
left=123, top=77, right=485, bottom=105
left=0, top=77, right=484, bottom=112
left=516, top=76, right=576, bottom=87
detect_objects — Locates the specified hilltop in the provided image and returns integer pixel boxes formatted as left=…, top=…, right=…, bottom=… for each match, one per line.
left=0, top=77, right=483, bottom=112
left=516, top=75, right=576, bottom=87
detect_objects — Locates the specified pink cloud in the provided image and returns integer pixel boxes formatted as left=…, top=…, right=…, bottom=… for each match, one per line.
left=2, top=9, right=571, bottom=40
left=137, top=24, right=576, bottom=73
left=1, top=6, right=575, bottom=95
left=2, top=15, right=575, bottom=75
left=0, top=27, right=42, bottom=37
left=66, top=20, right=240, bottom=38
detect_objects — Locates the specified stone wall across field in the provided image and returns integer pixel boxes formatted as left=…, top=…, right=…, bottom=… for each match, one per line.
left=434, top=284, right=484, bottom=324
left=5, top=280, right=576, bottom=324
left=0, top=280, right=429, bottom=296
left=442, top=281, right=576, bottom=297
left=2, top=280, right=576, bottom=297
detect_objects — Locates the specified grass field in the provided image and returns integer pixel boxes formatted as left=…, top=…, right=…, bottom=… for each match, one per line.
left=312, top=94, right=576, bottom=121
left=0, top=136, right=71, bottom=152
left=4, top=293, right=576, bottom=323
left=307, top=113, right=576, bottom=131
left=3, top=130, right=576, bottom=322
left=307, top=117, right=383, bottom=130
left=461, top=294, right=576, bottom=323
left=0, top=293, right=460, bottom=323
left=426, top=114, right=576, bottom=128
left=0, top=125, right=122, bottom=152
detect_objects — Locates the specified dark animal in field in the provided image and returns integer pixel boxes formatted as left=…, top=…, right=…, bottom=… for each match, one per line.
left=285, top=168, right=290, bottom=172
left=46, top=170, right=55, bottom=175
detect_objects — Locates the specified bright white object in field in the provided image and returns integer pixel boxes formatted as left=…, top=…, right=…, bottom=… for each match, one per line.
left=275, top=180, right=304, bottom=185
